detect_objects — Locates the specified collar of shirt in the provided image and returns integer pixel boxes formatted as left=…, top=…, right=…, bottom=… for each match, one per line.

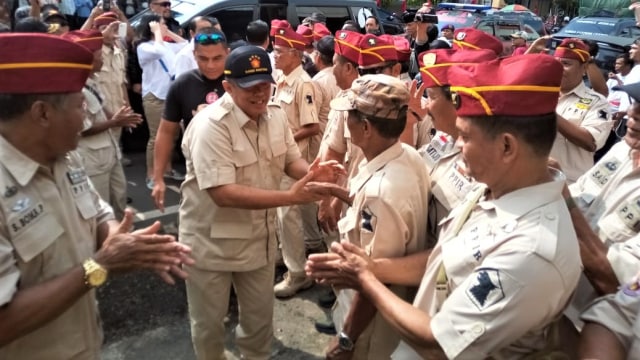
left=349, top=141, right=404, bottom=197
left=0, top=136, right=41, bottom=186
left=478, top=167, right=566, bottom=222
left=281, top=65, right=306, bottom=87
left=561, top=80, right=589, bottom=99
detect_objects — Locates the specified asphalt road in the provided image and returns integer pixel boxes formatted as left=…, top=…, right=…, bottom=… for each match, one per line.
left=98, top=151, right=333, bottom=359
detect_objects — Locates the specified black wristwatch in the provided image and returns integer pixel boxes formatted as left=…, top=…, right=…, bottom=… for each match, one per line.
left=338, top=331, right=354, bottom=351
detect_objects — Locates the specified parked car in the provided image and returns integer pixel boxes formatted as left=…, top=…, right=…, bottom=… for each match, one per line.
left=551, top=17, right=638, bottom=71
left=130, top=0, right=382, bottom=40
left=554, top=16, right=638, bottom=38
left=475, top=14, right=541, bottom=55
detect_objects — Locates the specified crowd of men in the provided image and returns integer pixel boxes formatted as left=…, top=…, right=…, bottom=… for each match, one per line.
left=1, top=0, right=640, bottom=359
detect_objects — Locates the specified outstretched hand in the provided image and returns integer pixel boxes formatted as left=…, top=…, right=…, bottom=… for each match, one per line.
left=306, top=241, right=374, bottom=291
left=95, top=209, right=194, bottom=284
left=308, top=158, right=346, bottom=183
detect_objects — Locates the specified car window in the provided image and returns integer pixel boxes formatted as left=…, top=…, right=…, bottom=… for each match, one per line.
left=561, top=19, right=616, bottom=36
left=495, top=22, right=521, bottom=40
left=476, top=20, right=494, bottom=36
left=297, top=6, right=351, bottom=33
left=260, top=5, right=287, bottom=26
left=208, top=6, right=255, bottom=42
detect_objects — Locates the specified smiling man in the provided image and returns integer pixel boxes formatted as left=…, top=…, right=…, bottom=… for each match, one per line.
left=152, top=28, right=228, bottom=210
left=179, top=45, right=339, bottom=360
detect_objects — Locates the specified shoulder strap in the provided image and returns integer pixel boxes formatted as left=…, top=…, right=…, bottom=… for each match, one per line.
left=435, top=184, right=487, bottom=311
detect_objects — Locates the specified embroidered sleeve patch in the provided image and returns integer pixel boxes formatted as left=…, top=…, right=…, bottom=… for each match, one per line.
left=466, top=268, right=505, bottom=311
left=360, top=207, right=376, bottom=232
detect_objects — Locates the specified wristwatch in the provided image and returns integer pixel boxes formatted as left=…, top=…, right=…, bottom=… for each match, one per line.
left=82, top=258, right=108, bottom=288
left=338, top=331, right=354, bottom=351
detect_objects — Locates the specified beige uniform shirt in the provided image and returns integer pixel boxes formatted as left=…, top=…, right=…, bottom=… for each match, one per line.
left=334, top=142, right=430, bottom=358
left=418, top=131, right=475, bottom=248
left=179, top=94, right=301, bottom=272
left=393, top=174, right=581, bottom=359
left=0, top=137, right=114, bottom=360
left=580, top=276, right=640, bottom=359
left=312, top=66, right=339, bottom=133
left=274, top=65, right=320, bottom=162
left=79, top=77, right=121, bottom=176
left=96, top=45, right=127, bottom=116
left=567, top=141, right=640, bottom=323
left=323, top=91, right=364, bottom=181
left=551, top=82, right=611, bottom=182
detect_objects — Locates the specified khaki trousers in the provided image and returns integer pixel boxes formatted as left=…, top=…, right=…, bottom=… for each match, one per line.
left=277, top=176, right=324, bottom=275
left=89, top=162, right=127, bottom=220
left=185, top=264, right=275, bottom=360
left=142, top=93, right=164, bottom=177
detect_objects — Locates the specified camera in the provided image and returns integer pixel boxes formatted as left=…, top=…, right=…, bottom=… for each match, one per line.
left=102, top=0, right=111, bottom=11
left=414, top=11, right=438, bottom=24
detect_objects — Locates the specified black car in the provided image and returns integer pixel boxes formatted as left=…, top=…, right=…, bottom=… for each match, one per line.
left=376, top=7, right=404, bottom=35
left=551, top=17, right=638, bottom=72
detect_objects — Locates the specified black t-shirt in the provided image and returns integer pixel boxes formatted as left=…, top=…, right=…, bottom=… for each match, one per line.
left=163, top=69, right=225, bottom=127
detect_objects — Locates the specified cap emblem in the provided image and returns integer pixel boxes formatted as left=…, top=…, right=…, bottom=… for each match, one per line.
left=368, top=38, right=376, bottom=46
left=568, top=42, right=575, bottom=49
left=279, top=29, right=285, bottom=35
left=339, top=32, right=347, bottom=39
left=249, top=55, right=261, bottom=69
left=456, top=32, right=466, bottom=41
left=422, top=53, right=436, bottom=66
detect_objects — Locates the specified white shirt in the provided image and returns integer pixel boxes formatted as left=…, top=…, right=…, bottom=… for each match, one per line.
left=137, top=40, right=187, bottom=100
left=619, top=65, right=640, bottom=113
left=607, top=74, right=628, bottom=113
left=174, top=40, right=197, bottom=79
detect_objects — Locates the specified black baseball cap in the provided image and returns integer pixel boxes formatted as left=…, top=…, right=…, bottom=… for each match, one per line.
left=224, top=45, right=274, bottom=88
left=614, top=82, right=640, bottom=103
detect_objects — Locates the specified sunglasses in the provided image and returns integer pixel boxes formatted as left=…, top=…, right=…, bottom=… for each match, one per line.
left=357, top=62, right=394, bottom=76
left=194, top=33, right=225, bottom=44
left=152, top=1, right=171, bottom=7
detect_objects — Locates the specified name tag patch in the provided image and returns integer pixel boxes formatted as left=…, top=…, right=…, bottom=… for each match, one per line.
left=9, top=201, right=45, bottom=234
left=616, top=196, right=640, bottom=232
left=589, top=160, right=620, bottom=187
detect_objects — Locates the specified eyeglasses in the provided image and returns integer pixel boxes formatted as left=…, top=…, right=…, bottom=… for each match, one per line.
left=357, top=62, right=395, bottom=76
left=194, top=33, right=225, bottom=45
left=151, top=1, right=171, bottom=7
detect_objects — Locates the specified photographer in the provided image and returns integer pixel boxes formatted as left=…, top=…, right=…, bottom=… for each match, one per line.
left=408, top=3, right=438, bottom=78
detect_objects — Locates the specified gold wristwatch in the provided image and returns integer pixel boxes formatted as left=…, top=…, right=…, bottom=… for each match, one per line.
left=82, top=258, right=108, bottom=288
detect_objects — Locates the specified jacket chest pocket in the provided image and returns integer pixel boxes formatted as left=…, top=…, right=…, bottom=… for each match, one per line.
left=232, top=146, right=259, bottom=186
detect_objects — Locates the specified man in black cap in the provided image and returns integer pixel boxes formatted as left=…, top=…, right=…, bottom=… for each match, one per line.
left=178, top=45, right=342, bottom=359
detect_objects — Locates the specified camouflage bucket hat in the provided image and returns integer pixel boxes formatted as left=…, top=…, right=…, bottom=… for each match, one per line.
left=330, top=74, right=409, bottom=120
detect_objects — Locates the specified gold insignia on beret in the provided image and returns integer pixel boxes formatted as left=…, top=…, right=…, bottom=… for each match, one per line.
left=422, top=53, right=436, bottom=66
left=451, top=91, right=461, bottom=109
left=339, top=32, right=348, bottom=39
left=568, top=42, right=575, bottom=49
left=456, top=32, right=466, bottom=41
left=368, top=38, right=376, bottom=46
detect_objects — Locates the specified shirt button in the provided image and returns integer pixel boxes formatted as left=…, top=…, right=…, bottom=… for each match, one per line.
left=545, top=213, right=557, bottom=220
left=471, top=323, right=484, bottom=335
